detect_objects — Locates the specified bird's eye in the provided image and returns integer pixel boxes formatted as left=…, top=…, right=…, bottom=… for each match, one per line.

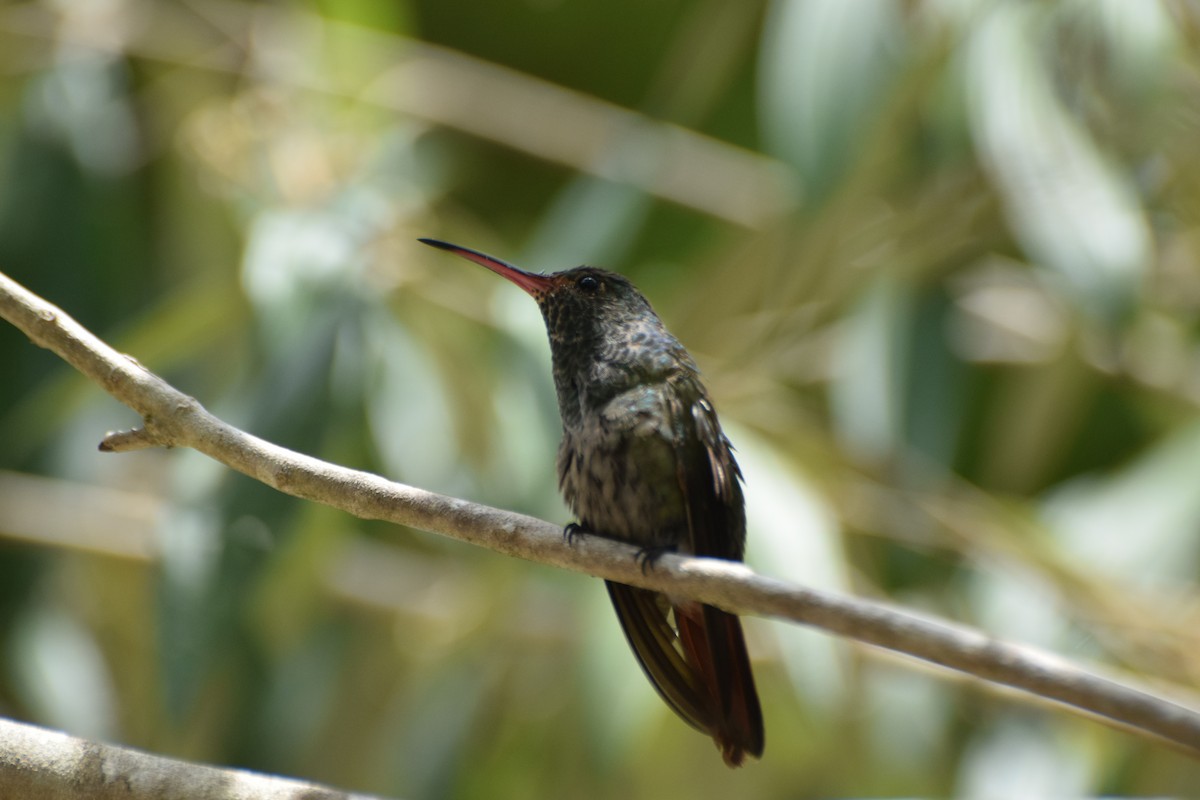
left=577, top=275, right=601, bottom=293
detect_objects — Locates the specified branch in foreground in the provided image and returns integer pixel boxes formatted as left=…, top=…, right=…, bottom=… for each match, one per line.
left=1, top=269, right=1199, bottom=758
left=0, top=716, right=389, bottom=800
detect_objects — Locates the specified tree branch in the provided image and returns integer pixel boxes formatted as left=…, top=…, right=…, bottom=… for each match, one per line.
left=0, top=716, right=391, bottom=800
left=2, top=269, right=1199, bottom=762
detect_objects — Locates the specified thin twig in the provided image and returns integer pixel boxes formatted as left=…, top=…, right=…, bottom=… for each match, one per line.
left=1, top=269, right=1199, bottom=757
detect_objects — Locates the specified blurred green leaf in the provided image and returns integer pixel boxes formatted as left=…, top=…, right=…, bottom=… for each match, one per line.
left=966, top=4, right=1150, bottom=320
left=759, top=0, right=906, bottom=203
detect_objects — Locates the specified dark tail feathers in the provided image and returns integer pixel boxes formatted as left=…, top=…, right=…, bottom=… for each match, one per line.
left=606, top=581, right=764, bottom=767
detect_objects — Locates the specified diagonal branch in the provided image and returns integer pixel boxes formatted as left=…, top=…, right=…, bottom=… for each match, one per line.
left=1, top=269, right=1199, bottom=758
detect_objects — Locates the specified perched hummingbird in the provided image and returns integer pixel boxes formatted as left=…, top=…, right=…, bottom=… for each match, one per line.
left=420, top=238, right=764, bottom=766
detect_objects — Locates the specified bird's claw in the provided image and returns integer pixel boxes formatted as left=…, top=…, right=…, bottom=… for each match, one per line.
left=563, top=522, right=587, bottom=545
left=634, top=544, right=675, bottom=574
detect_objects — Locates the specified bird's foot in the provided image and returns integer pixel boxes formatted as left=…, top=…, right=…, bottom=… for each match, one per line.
left=563, top=522, right=588, bottom=545
left=634, top=544, right=676, bottom=574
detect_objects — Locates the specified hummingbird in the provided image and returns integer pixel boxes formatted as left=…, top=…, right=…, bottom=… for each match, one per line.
left=420, top=238, right=764, bottom=767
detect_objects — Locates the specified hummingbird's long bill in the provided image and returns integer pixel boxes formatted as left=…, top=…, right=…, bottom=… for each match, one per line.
left=418, top=238, right=554, bottom=298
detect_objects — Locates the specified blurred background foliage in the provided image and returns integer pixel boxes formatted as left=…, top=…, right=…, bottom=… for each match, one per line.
left=1, top=0, right=1199, bottom=796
